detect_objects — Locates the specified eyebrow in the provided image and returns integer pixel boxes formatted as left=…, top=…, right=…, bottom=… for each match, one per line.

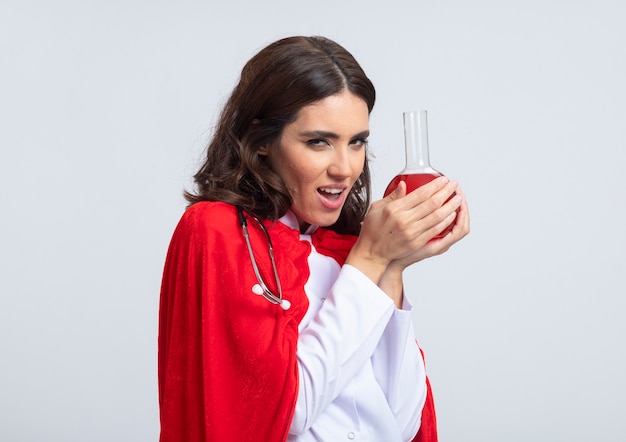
left=300, top=130, right=370, bottom=139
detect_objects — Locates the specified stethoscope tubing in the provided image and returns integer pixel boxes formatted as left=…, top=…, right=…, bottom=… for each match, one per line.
left=238, top=207, right=290, bottom=310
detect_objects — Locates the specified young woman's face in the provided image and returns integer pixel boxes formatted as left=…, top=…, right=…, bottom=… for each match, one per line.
left=262, top=90, right=369, bottom=232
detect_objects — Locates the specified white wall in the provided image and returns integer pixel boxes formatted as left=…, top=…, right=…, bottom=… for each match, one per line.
left=1, top=0, right=625, bottom=440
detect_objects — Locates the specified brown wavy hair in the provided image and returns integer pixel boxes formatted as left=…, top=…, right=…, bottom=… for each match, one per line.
left=185, top=36, right=376, bottom=235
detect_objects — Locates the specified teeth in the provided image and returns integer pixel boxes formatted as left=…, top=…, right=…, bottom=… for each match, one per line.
left=319, top=188, right=342, bottom=194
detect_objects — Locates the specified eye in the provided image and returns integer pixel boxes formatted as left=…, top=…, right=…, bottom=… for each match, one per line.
left=350, top=138, right=369, bottom=149
left=306, top=139, right=330, bottom=148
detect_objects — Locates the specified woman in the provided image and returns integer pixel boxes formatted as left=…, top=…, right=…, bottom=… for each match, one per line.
left=158, top=36, right=469, bottom=441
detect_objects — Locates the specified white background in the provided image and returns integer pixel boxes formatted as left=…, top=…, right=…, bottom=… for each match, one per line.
left=1, top=0, right=625, bottom=441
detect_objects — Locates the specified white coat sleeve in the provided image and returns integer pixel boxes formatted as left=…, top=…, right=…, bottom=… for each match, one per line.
left=370, top=296, right=428, bottom=441
left=289, top=264, right=396, bottom=435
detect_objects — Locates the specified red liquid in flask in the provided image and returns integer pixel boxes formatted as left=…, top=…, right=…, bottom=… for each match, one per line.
left=384, top=172, right=457, bottom=240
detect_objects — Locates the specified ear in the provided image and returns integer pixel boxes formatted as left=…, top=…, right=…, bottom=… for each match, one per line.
left=257, top=144, right=270, bottom=156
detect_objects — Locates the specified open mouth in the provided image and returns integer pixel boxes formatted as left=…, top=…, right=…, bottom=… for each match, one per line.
left=317, top=187, right=344, bottom=200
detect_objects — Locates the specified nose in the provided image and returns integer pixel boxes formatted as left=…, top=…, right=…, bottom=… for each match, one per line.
left=328, top=147, right=353, bottom=179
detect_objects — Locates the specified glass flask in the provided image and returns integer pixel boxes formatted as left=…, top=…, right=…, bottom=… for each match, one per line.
left=383, top=110, right=457, bottom=239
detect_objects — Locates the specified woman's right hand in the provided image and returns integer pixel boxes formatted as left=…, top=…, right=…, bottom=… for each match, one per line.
left=345, top=176, right=462, bottom=285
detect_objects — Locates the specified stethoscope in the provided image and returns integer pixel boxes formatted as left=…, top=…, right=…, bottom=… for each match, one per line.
left=237, top=207, right=291, bottom=310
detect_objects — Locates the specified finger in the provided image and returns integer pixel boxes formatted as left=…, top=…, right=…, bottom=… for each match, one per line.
left=403, top=180, right=459, bottom=224
left=457, top=189, right=470, bottom=224
left=402, top=177, right=457, bottom=212
left=408, top=191, right=459, bottom=241
left=449, top=187, right=470, bottom=233
left=443, top=191, right=463, bottom=213
left=432, top=207, right=459, bottom=238
left=438, top=197, right=470, bottom=242
left=456, top=200, right=471, bottom=235
left=405, top=176, right=450, bottom=200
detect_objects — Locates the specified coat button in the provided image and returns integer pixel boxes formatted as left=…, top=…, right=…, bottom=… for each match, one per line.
left=347, top=432, right=355, bottom=440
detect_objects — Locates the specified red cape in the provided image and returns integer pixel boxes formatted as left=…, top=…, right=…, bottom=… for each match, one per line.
left=158, top=202, right=437, bottom=441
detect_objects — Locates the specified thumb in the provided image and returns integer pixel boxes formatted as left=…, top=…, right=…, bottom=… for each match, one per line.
left=386, top=180, right=407, bottom=201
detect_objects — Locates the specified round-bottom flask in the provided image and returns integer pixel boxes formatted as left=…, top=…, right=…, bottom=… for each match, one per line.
left=384, top=110, right=457, bottom=239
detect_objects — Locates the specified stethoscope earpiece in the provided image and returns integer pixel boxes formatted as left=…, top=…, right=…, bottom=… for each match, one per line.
left=251, top=284, right=264, bottom=296
left=252, top=283, right=290, bottom=310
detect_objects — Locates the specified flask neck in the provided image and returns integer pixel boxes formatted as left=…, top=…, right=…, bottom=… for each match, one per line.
left=403, top=110, right=435, bottom=174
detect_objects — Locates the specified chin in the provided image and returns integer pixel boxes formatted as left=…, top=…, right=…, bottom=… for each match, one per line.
left=317, top=214, right=342, bottom=228
left=294, top=208, right=342, bottom=230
